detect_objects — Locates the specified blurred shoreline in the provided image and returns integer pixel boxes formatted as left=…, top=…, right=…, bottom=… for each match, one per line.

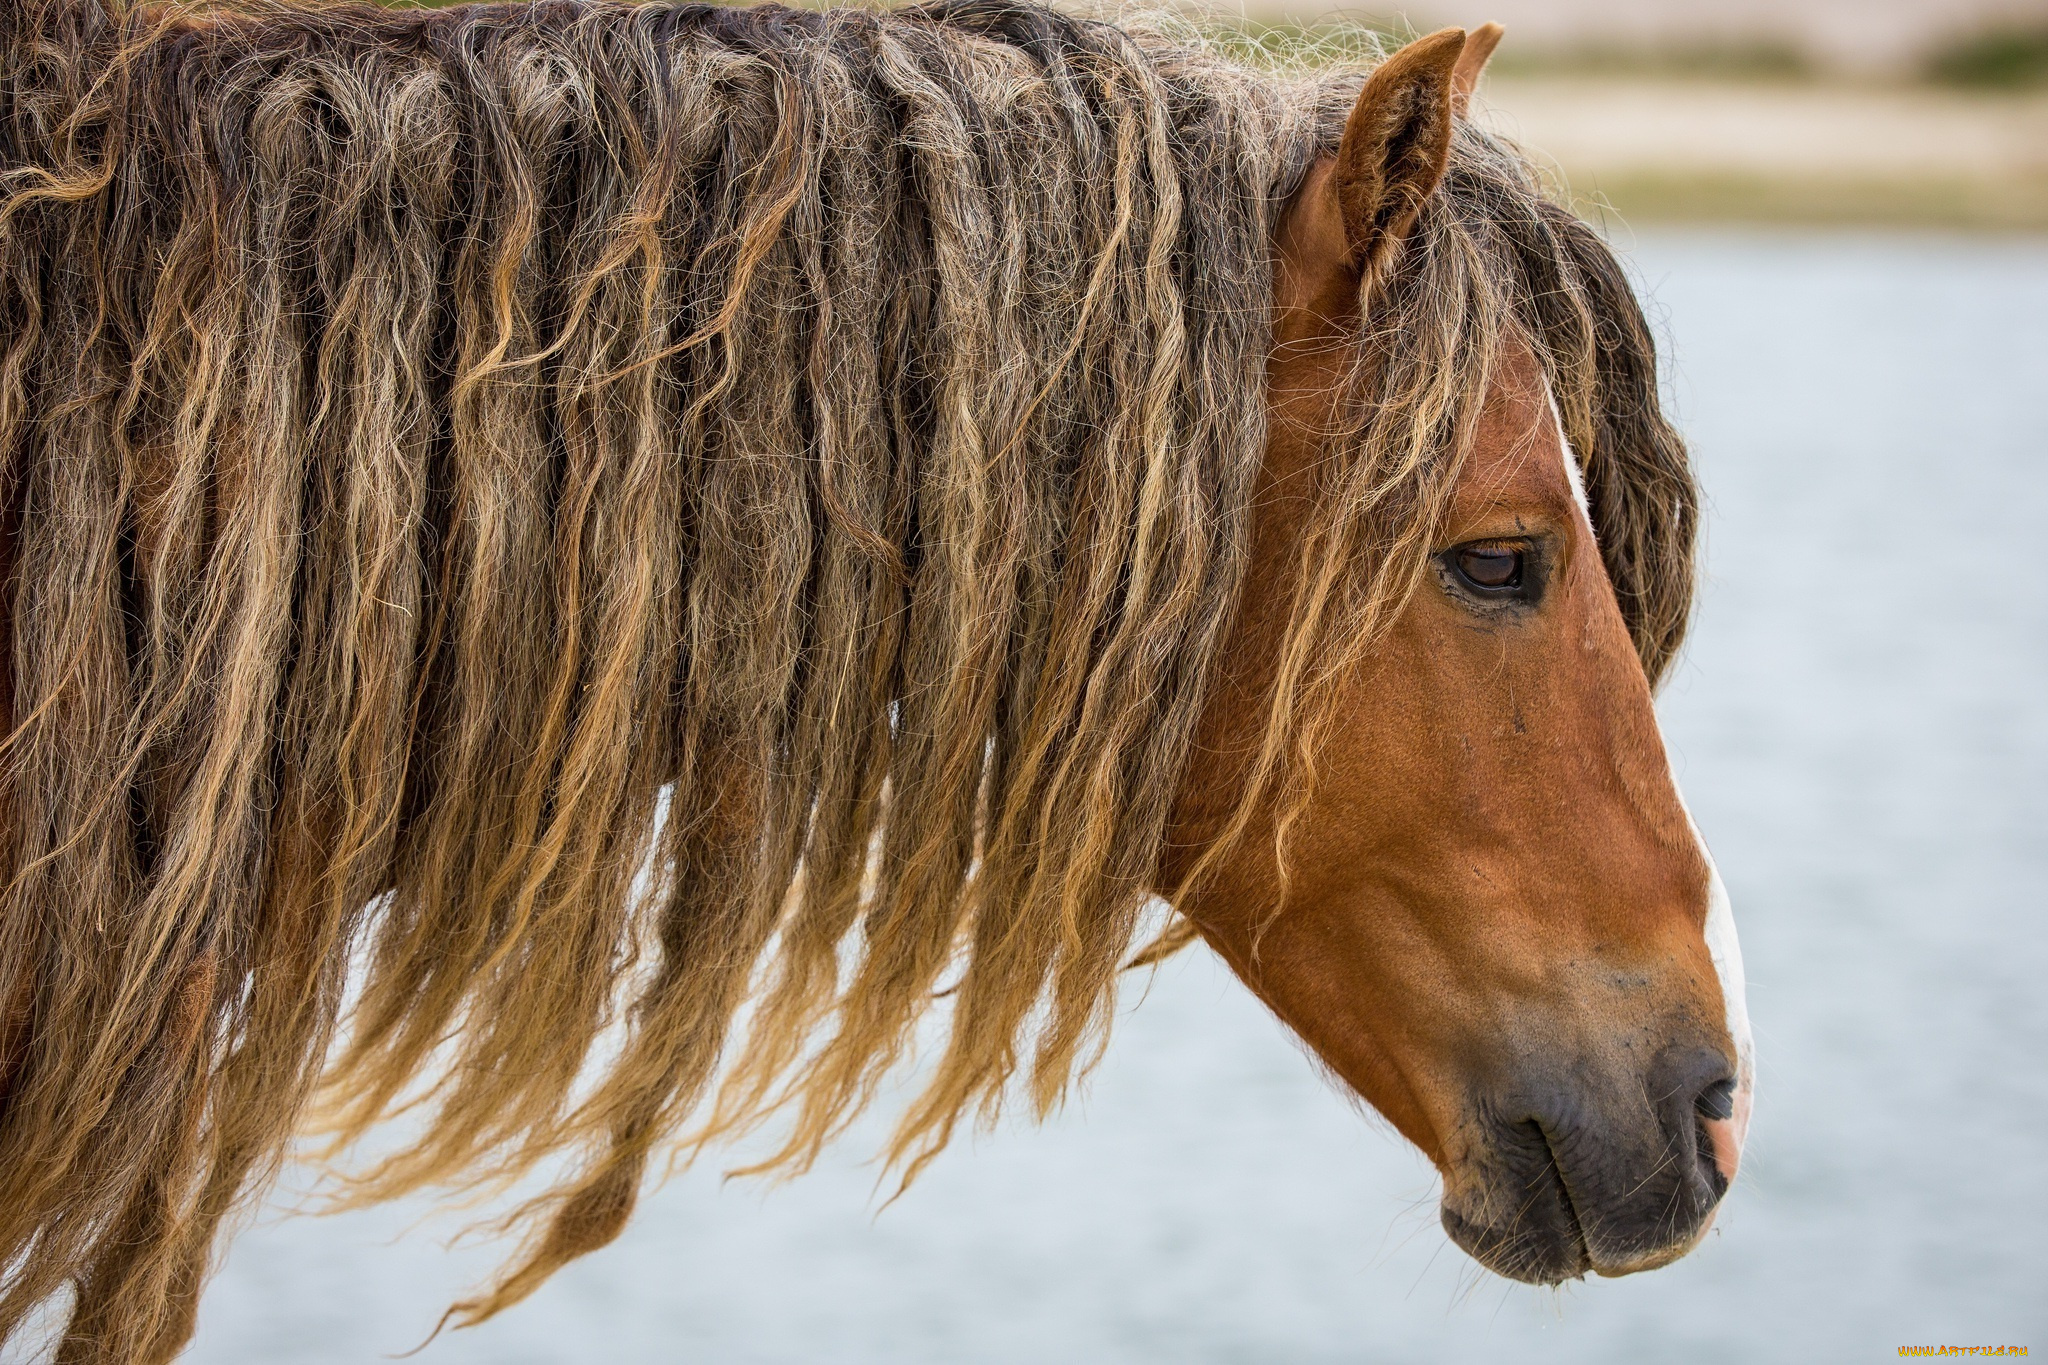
left=1471, top=75, right=2048, bottom=231
left=1196, top=3, right=2048, bottom=230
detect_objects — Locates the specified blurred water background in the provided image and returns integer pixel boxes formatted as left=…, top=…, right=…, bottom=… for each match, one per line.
left=154, top=3, right=2048, bottom=1358
left=173, top=226, right=2048, bottom=1365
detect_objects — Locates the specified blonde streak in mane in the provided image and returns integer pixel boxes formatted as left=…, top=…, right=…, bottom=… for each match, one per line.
left=0, top=121, right=133, bottom=1311
left=740, top=24, right=995, bottom=1182
left=528, top=42, right=835, bottom=1189
left=986, top=64, right=1173, bottom=1116
left=391, top=27, right=699, bottom=1167
left=1029, top=411, right=1191, bottom=1106
left=55, top=54, right=322, bottom=1352
left=547, top=22, right=881, bottom=1188
left=317, top=24, right=574, bottom=1151
left=899, top=90, right=1164, bottom=1160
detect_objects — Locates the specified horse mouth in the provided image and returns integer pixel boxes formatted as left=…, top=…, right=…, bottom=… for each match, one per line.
left=1439, top=1085, right=1736, bottom=1284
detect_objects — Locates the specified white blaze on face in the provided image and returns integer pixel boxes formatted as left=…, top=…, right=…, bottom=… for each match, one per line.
left=1545, top=381, right=1753, bottom=1176
left=1548, top=389, right=1594, bottom=525
left=1701, top=854, right=1753, bottom=1151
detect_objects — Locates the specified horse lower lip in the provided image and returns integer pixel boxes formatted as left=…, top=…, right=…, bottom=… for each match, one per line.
left=1534, top=1125, right=1595, bottom=1272
left=1440, top=1124, right=1593, bottom=1285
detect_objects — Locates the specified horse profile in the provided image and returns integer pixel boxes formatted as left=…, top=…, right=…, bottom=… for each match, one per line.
left=0, top=0, right=1751, bottom=1358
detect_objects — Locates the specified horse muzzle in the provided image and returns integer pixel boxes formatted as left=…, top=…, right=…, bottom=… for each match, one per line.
left=1438, top=1043, right=1746, bottom=1284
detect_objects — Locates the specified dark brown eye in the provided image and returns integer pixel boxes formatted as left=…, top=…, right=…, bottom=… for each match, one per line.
left=1454, top=545, right=1522, bottom=590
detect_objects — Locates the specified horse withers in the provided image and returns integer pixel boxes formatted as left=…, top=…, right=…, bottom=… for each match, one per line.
left=0, top=3, right=1749, bottom=1355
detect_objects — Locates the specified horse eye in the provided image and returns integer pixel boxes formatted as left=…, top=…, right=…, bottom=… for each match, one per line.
left=1454, top=545, right=1522, bottom=591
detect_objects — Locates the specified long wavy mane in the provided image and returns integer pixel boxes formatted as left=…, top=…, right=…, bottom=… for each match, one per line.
left=0, top=0, right=1694, bottom=1356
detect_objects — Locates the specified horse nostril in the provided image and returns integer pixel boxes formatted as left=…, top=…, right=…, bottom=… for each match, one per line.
left=1692, top=1076, right=1742, bottom=1191
left=1651, top=1049, right=1743, bottom=1190
left=1694, top=1077, right=1736, bottom=1122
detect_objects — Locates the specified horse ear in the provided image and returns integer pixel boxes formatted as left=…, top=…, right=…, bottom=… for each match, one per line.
left=1452, top=22, right=1505, bottom=116
left=1332, top=28, right=1467, bottom=272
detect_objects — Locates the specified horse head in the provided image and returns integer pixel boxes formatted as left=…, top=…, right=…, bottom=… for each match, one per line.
left=1166, top=29, right=1753, bottom=1284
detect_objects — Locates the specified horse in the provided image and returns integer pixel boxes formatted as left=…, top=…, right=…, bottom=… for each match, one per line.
left=0, top=1, right=1750, bottom=1358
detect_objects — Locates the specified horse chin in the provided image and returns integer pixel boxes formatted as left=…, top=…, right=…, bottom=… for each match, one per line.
left=1438, top=1151, right=1594, bottom=1285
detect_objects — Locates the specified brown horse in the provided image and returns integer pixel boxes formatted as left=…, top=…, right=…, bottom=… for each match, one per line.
left=0, top=2, right=1748, bottom=1358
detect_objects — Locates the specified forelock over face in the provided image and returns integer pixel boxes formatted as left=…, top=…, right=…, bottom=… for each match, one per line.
left=1477, top=186, right=1700, bottom=687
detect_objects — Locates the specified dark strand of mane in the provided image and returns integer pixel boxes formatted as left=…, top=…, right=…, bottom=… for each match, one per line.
left=0, top=1, right=1693, bottom=1357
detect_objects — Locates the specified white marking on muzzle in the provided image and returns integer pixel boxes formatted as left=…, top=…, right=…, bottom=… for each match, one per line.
left=1700, top=853, right=1753, bottom=1167
left=1546, top=378, right=1752, bottom=1176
